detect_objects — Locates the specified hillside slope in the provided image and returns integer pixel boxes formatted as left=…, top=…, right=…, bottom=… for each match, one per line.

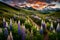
left=0, top=1, right=60, bottom=27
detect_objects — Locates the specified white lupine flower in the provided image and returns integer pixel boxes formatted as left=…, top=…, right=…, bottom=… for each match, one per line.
left=41, top=20, right=46, bottom=29
left=7, top=35, right=10, bottom=40
left=41, top=20, right=45, bottom=25
left=41, top=20, right=44, bottom=24
left=6, top=22, right=8, bottom=28
left=41, top=25, right=43, bottom=30
left=53, top=29, right=55, bottom=33
left=22, top=25, right=25, bottom=34
left=56, top=23, right=60, bottom=32
left=50, top=22, right=54, bottom=30
left=51, top=22, right=53, bottom=28
left=10, top=19, right=12, bottom=31
left=56, top=23, right=60, bottom=30
left=3, top=18, right=5, bottom=22
left=40, top=25, right=43, bottom=34
left=3, top=18, right=6, bottom=28
left=0, top=28, right=2, bottom=33
left=10, top=19, right=12, bottom=25
left=49, top=19, right=51, bottom=22
left=10, top=31, right=13, bottom=40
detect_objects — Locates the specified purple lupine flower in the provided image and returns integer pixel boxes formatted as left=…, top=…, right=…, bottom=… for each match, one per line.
left=18, top=20, right=21, bottom=35
left=50, top=22, right=54, bottom=31
left=10, top=19, right=12, bottom=31
left=56, top=23, right=60, bottom=32
left=4, top=28, right=8, bottom=37
left=41, top=20, right=46, bottom=29
left=3, top=18, right=6, bottom=28
left=22, top=34, right=25, bottom=40
left=22, top=25, right=25, bottom=40
left=22, top=25, right=25, bottom=34
left=40, top=26, right=43, bottom=34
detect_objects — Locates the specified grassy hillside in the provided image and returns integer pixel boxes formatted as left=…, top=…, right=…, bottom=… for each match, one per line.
left=0, top=2, right=60, bottom=22
left=0, top=1, right=60, bottom=27
left=0, top=1, right=60, bottom=40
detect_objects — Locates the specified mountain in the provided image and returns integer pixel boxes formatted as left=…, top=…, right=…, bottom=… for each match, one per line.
left=39, top=7, right=60, bottom=14
left=0, top=1, right=19, bottom=9
left=24, top=6, right=36, bottom=11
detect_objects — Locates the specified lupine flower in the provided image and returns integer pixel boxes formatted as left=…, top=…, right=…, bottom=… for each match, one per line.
left=56, top=23, right=60, bottom=32
left=41, top=20, right=46, bottom=29
left=0, top=28, right=2, bottom=33
left=30, top=29, right=33, bottom=39
left=57, top=19, right=60, bottom=23
left=50, top=22, right=54, bottom=31
left=22, top=25, right=25, bottom=40
left=9, top=31, right=13, bottom=40
left=40, top=25, right=43, bottom=34
left=6, top=22, right=8, bottom=28
left=4, top=28, right=8, bottom=37
left=3, top=18, right=6, bottom=28
left=18, top=20, right=21, bottom=35
left=7, top=35, right=10, bottom=40
left=49, top=19, right=52, bottom=22
left=53, top=29, right=56, bottom=33
left=22, top=25, right=25, bottom=34
left=13, top=14, right=17, bottom=21
left=10, top=19, right=12, bottom=31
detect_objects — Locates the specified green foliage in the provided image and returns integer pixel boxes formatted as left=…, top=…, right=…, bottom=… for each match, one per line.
left=30, top=17, right=41, bottom=26
left=12, top=23, right=19, bottom=40
left=57, top=32, right=60, bottom=40
left=20, top=18, right=26, bottom=25
left=46, top=22, right=50, bottom=30
left=26, top=33, right=30, bottom=40
left=0, top=30, right=4, bottom=40
left=25, top=22, right=32, bottom=32
left=48, top=32, right=56, bottom=40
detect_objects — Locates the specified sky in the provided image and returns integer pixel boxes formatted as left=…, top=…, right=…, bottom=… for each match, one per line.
left=0, top=0, right=60, bottom=8
left=51, top=2, right=60, bottom=8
